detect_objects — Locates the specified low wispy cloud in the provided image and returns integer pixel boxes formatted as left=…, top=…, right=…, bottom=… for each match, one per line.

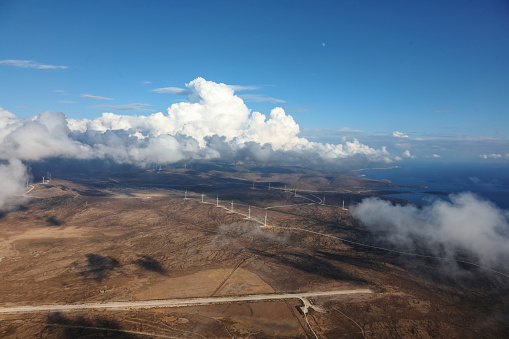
left=141, top=80, right=152, bottom=85
left=393, top=131, right=409, bottom=138
left=81, top=94, right=114, bottom=101
left=53, top=90, right=65, bottom=93
left=351, top=193, right=509, bottom=274
left=395, top=143, right=412, bottom=149
left=0, top=59, right=68, bottom=69
left=90, top=103, right=154, bottom=112
left=151, top=87, right=189, bottom=95
left=336, top=127, right=364, bottom=133
left=57, top=101, right=78, bottom=104
left=16, top=106, right=28, bottom=109
left=239, top=94, right=286, bottom=104
left=432, top=154, right=441, bottom=158
left=0, top=159, right=28, bottom=210
left=228, top=85, right=260, bottom=91
left=433, top=109, right=455, bottom=113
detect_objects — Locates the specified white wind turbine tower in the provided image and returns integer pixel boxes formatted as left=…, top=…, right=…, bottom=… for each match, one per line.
left=231, top=201, right=234, bottom=212
left=248, top=206, right=251, bottom=219
left=216, top=195, right=219, bottom=207
left=184, top=189, right=187, bottom=199
left=264, top=212, right=268, bottom=227
left=42, top=176, right=45, bottom=184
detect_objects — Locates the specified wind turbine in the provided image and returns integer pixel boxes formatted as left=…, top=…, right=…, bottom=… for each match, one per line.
left=231, top=201, right=234, bottom=212
left=264, top=212, right=267, bottom=227
left=248, top=206, right=251, bottom=219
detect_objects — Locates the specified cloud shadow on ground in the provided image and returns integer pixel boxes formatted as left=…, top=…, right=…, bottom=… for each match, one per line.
left=46, top=215, right=64, bottom=226
left=45, top=312, right=142, bottom=338
left=133, top=254, right=167, bottom=275
left=78, top=254, right=121, bottom=282
left=248, top=248, right=368, bottom=284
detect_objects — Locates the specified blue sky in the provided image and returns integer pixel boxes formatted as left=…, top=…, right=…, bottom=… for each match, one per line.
left=1, top=0, right=509, bottom=160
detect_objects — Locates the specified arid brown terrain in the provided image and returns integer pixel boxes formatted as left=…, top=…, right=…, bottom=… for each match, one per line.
left=0, top=163, right=508, bottom=338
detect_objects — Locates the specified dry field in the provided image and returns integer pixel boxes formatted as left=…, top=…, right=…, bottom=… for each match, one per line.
left=0, top=165, right=508, bottom=338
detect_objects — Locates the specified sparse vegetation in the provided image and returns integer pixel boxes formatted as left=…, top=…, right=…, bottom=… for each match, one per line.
left=0, top=164, right=508, bottom=338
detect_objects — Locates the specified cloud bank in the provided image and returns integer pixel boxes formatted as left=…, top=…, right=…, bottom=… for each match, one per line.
left=351, top=193, right=509, bottom=273
left=35, top=77, right=392, bottom=167
left=0, top=77, right=398, bottom=209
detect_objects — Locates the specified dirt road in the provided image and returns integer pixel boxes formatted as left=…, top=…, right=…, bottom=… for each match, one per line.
left=0, top=289, right=372, bottom=314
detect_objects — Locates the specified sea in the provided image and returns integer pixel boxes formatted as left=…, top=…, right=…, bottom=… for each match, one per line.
left=360, top=160, right=509, bottom=209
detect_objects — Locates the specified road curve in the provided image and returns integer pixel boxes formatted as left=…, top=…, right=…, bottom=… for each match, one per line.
left=0, top=289, right=372, bottom=314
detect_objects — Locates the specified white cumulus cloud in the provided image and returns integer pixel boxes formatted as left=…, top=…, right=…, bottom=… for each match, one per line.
left=401, top=150, right=415, bottom=158
left=2, top=78, right=397, bottom=167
